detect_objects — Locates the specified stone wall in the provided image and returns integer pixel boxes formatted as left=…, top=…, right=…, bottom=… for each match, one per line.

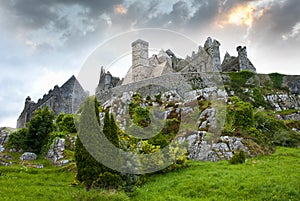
left=97, top=72, right=224, bottom=104
left=222, top=46, right=256, bottom=72
left=17, top=75, right=87, bottom=128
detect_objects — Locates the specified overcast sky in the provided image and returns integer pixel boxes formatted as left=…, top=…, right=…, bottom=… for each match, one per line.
left=0, top=0, right=299, bottom=128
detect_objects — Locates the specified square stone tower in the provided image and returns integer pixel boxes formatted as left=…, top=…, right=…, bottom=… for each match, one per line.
left=132, top=39, right=149, bottom=68
left=131, top=39, right=151, bottom=82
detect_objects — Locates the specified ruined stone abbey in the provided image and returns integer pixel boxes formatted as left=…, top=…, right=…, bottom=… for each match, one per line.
left=17, top=37, right=256, bottom=128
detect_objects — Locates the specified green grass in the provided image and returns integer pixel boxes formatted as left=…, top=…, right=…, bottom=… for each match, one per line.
left=0, top=165, right=128, bottom=201
left=130, top=147, right=300, bottom=201
left=0, top=147, right=299, bottom=200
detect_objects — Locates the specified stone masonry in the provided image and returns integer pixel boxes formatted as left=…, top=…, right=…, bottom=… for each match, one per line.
left=17, top=75, right=87, bottom=128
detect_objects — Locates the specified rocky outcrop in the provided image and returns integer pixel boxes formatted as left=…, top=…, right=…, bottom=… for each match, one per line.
left=20, top=152, right=37, bottom=161
left=182, top=132, right=249, bottom=162
left=0, top=127, right=14, bottom=153
left=266, top=94, right=300, bottom=111
left=47, top=138, right=69, bottom=166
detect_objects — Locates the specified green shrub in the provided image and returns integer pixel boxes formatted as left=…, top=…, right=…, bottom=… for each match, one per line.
left=253, top=87, right=269, bottom=108
left=254, top=112, right=300, bottom=147
left=228, top=70, right=255, bottom=87
left=5, top=128, right=28, bottom=150
left=75, top=97, right=108, bottom=191
left=94, top=172, right=123, bottom=189
left=56, top=113, right=77, bottom=133
left=133, top=106, right=150, bottom=127
left=230, top=150, right=246, bottom=164
left=247, top=127, right=263, bottom=143
left=227, top=97, right=254, bottom=129
left=25, top=107, right=55, bottom=154
left=269, top=73, right=284, bottom=89
left=155, top=93, right=162, bottom=102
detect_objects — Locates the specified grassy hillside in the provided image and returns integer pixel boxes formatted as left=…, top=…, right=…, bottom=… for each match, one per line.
left=0, top=147, right=299, bottom=200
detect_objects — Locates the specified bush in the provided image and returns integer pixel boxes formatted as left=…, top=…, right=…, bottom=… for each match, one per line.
left=226, top=97, right=254, bottom=130
left=94, top=172, right=123, bottom=189
left=253, top=87, right=269, bottom=108
left=230, top=150, right=246, bottom=164
left=26, top=107, right=55, bottom=154
left=75, top=97, right=125, bottom=191
left=133, top=106, right=150, bottom=127
left=56, top=113, right=77, bottom=133
left=5, top=128, right=28, bottom=150
left=269, top=73, right=284, bottom=89
left=228, top=70, right=255, bottom=87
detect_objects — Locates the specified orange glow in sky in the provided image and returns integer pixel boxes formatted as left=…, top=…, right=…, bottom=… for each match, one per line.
left=228, top=5, right=255, bottom=26
left=114, top=4, right=127, bottom=14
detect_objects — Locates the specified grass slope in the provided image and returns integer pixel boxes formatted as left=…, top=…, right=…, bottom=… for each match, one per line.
left=131, top=147, right=299, bottom=201
left=0, top=147, right=299, bottom=200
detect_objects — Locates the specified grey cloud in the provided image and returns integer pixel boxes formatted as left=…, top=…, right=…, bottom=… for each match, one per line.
left=9, top=0, right=123, bottom=29
left=188, top=0, right=219, bottom=28
left=250, top=0, right=300, bottom=44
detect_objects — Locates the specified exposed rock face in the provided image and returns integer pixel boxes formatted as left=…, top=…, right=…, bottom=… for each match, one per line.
left=20, top=152, right=37, bottom=161
left=47, top=138, right=68, bottom=166
left=0, top=128, right=14, bottom=153
left=266, top=94, right=300, bottom=111
left=282, top=113, right=300, bottom=120
left=183, top=132, right=249, bottom=161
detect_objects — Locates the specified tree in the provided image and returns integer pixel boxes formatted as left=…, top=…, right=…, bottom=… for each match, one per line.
left=103, top=110, right=119, bottom=147
left=75, top=97, right=104, bottom=191
left=75, top=97, right=124, bottom=190
left=5, top=128, right=28, bottom=151
left=25, top=107, right=54, bottom=154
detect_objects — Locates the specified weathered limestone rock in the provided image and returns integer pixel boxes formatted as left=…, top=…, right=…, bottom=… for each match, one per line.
left=20, top=152, right=37, bottom=161
left=266, top=94, right=300, bottom=111
left=0, top=128, right=11, bottom=153
left=0, top=145, right=4, bottom=153
left=184, top=132, right=249, bottom=162
left=47, top=138, right=67, bottom=165
left=282, top=113, right=300, bottom=120
left=198, top=107, right=217, bottom=130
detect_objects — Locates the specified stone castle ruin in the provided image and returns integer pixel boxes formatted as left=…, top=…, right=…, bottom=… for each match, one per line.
left=17, top=76, right=87, bottom=128
left=222, top=46, right=256, bottom=72
left=17, top=37, right=256, bottom=128
left=95, top=37, right=256, bottom=101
